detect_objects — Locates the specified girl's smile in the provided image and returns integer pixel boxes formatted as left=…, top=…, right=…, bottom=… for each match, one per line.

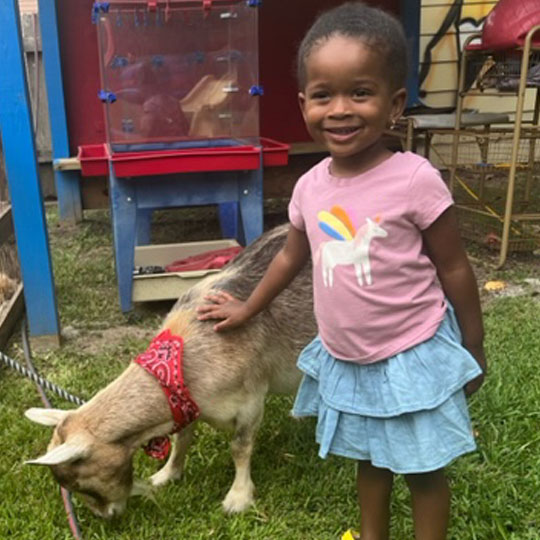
left=324, top=125, right=362, bottom=143
left=298, top=35, right=406, bottom=177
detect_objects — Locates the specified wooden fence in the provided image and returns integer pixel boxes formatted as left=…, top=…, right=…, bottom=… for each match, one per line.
left=0, top=12, right=54, bottom=206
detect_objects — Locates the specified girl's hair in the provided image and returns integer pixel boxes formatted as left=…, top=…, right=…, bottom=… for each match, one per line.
left=296, top=1, right=409, bottom=91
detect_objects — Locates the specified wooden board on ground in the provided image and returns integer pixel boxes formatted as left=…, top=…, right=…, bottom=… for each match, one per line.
left=0, top=284, right=23, bottom=350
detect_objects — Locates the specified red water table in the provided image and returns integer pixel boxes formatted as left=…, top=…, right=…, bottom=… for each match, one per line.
left=86, top=0, right=289, bottom=311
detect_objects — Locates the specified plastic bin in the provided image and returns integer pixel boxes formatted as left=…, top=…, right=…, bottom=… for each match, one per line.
left=132, top=238, right=240, bottom=302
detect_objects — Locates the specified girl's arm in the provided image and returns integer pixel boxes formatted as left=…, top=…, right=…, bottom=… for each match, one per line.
left=423, top=206, right=487, bottom=395
left=197, top=224, right=311, bottom=331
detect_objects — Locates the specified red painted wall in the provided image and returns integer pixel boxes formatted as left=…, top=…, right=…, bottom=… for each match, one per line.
left=56, top=0, right=400, bottom=153
left=258, top=0, right=399, bottom=143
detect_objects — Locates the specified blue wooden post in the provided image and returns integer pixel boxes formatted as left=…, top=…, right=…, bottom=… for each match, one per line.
left=401, top=0, right=421, bottom=108
left=238, top=161, right=263, bottom=245
left=38, top=0, right=82, bottom=222
left=0, top=0, right=60, bottom=345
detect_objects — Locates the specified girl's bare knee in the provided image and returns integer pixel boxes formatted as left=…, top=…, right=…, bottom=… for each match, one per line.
left=404, top=468, right=448, bottom=492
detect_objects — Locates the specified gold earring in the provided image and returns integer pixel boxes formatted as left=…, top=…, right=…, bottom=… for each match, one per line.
left=389, top=119, right=396, bottom=130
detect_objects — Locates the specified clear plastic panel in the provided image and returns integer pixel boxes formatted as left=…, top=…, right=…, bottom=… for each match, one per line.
left=96, top=1, right=259, bottom=152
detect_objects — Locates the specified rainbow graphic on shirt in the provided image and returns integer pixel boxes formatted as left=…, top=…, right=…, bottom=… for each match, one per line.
left=317, top=206, right=357, bottom=241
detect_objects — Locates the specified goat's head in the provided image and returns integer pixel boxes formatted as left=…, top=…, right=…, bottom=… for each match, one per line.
left=24, top=408, right=149, bottom=518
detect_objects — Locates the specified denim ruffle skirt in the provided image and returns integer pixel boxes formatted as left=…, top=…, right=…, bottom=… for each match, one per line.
left=292, top=305, right=482, bottom=474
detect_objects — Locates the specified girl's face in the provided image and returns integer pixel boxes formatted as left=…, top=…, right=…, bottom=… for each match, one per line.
left=299, top=35, right=406, bottom=176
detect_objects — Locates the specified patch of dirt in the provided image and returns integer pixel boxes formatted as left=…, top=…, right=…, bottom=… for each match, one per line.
left=480, top=277, right=540, bottom=303
left=466, top=243, right=540, bottom=306
left=61, top=324, right=156, bottom=355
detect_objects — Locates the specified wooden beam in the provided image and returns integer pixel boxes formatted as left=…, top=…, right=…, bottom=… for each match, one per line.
left=53, top=157, right=81, bottom=171
left=0, top=284, right=23, bottom=350
left=0, top=205, right=13, bottom=242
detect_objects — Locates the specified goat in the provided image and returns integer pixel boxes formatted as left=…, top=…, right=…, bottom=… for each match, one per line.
left=25, top=223, right=316, bottom=518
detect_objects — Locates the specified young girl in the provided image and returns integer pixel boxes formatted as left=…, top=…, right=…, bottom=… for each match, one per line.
left=198, top=3, right=486, bottom=539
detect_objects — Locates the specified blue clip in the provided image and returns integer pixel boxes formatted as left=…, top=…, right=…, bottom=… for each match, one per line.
left=193, top=51, right=206, bottom=64
left=98, top=90, right=117, bottom=103
left=249, top=85, right=264, bottom=96
left=151, top=55, right=164, bottom=68
left=91, top=2, right=110, bottom=24
left=247, top=0, right=262, bottom=6
left=111, top=56, right=128, bottom=68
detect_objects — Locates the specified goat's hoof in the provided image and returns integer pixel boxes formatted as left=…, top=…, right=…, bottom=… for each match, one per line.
left=222, top=487, right=255, bottom=513
left=150, top=468, right=182, bottom=487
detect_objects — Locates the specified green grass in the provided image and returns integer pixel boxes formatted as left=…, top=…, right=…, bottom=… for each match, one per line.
left=1, top=209, right=539, bottom=539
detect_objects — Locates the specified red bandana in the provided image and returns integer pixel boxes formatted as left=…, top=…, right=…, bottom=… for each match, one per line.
left=134, top=329, right=199, bottom=459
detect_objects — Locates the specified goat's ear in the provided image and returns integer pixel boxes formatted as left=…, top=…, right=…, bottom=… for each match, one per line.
left=24, top=408, right=70, bottom=427
left=25, top=435, right=91, bottom=466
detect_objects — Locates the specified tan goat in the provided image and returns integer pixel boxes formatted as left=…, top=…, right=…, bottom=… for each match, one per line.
left=25, top=224, right=316, bottom=518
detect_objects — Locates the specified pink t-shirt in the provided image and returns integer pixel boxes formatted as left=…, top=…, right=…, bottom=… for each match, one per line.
left=288, top=152, right=453, bottom=364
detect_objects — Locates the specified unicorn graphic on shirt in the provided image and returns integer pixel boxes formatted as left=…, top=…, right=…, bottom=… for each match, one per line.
left=315, top=206, right=387, bottom=287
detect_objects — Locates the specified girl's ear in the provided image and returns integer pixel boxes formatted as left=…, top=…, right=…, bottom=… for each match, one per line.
left=390, top=87, right=407, bottom=124
left=298, top=92, right=307, bottom=120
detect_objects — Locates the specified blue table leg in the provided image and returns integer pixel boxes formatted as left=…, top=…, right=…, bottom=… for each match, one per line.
left=54, top=169, right=82, bottom=222
left=238, top=164, right=263, bottom=245
left=136, top=209, right=152, bottom=246
left=218, top=202, right=241, bottom=242
left=108, top=164, right=137, bottom=312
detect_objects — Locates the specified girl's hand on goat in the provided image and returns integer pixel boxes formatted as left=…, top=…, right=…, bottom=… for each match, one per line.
left=197, top=291, right=250, bottom=331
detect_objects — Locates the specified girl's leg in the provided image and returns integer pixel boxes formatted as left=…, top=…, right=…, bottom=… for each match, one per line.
left=404, top=468, right=450, bottom=540
left=356, top=460, right=394, bottom=540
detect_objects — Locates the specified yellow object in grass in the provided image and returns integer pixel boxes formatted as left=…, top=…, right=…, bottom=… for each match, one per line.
left=341, top=529, right=360, bottom=540
left=484, top=280, right=507, bottom=292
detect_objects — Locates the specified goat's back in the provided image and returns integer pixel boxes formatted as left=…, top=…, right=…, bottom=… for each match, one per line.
left=162, top=224, right=316, bottom=400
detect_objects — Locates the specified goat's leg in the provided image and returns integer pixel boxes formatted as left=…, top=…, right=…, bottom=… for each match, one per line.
left=222, top=393, right=265, bottom=513
left=150, top=423, right=195, bottom=487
